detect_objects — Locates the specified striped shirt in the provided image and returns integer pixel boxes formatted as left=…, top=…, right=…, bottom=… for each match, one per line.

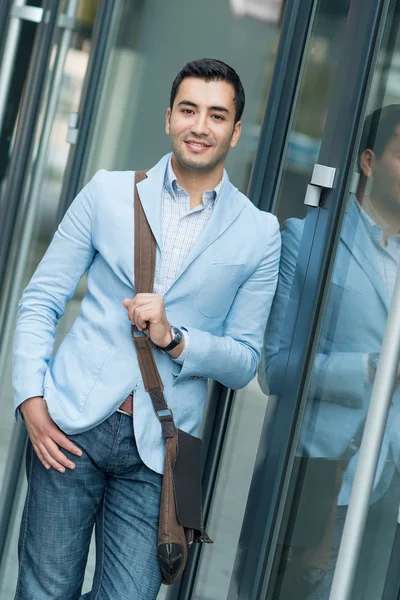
left=154, top=157, right=225, bottom=363
left=360, top=196, right=400, bottom=300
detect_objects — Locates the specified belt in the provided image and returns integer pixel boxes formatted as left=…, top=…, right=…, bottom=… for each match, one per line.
left=118, top=393, right=133, bottom=415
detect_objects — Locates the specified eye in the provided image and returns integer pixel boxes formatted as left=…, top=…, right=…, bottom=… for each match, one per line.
left=212, top=114, right=225, bottom=121
left=182, top=108, right=194, bottom=115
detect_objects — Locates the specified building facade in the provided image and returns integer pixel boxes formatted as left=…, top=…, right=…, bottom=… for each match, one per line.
left=1, top=0, right=400, bottom=598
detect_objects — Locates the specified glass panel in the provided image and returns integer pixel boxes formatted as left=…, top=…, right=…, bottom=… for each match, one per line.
left=0, top=1, right=98, bottom=594
left=83, top=0, right=281, bottom=192
left=263, top=2, right=400, bottom=599
left=190, top=1, right=351, bottom=598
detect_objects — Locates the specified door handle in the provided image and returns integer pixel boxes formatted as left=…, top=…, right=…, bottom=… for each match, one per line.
left=304, top=163, right=336, bottom=207
left=67, top=112, right=79, bottom=144
left=10, top=4, right=44, bottom=23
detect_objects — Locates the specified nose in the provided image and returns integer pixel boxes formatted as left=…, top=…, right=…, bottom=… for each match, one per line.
left=190, top=113, right=210, bottom=137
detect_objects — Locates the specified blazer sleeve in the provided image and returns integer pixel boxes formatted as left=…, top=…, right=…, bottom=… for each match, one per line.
left=12, top=171, right=102, bottom=413
left=307, top=351, right=367, bottom=409
left=260, top=217, right=368, bottom=409
left=172, top=214, right=281, bottom=390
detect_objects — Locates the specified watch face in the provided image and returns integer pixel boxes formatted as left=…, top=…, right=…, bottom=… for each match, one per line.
left=171, top=326, right=183, bottom=343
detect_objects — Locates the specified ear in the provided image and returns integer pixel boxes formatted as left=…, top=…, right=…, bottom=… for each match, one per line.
left=165, top=108, right=171, bottom=135
left=230, top=120, right=242, bottom=149
left=359, top=148, right=375, bottom=177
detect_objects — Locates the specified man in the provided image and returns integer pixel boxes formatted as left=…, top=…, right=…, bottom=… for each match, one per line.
left=13, top=58, right=281, bottom=599
left=260, top=104, right=400, bottom=599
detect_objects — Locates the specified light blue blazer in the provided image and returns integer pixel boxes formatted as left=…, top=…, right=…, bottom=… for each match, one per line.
left=13, top=153, right=281, bottom=474
left=261, top=197, right=400, bottom=502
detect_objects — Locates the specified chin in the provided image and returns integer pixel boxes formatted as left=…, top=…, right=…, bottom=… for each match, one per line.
left=179, top=154, right=212, bottom=171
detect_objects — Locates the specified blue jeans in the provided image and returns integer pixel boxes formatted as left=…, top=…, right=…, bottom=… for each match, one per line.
left=15, top=413, right=163, bottom=600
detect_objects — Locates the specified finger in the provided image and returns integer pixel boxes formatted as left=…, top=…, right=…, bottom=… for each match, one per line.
left=38, top=443, right=67, bottom=473
left=133, top=293, right=155, bottom=301
left=130, top=305, right=153, bottom=327
left=133, top=308, right=152, bottom=330
left=44, top=438, right=77, bottom=470
left=53, top=431, right=82, bottom=457
left=131, top=297, right=155, bottom=311
left=123, top=298, right=132, bottom=308
left=33, top=445, right=51, bottom=470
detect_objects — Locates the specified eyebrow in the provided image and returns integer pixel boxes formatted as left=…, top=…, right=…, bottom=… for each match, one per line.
left=177, top=100, right=230, bottom=114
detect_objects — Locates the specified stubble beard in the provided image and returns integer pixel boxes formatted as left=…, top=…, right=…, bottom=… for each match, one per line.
left=170, top=135, right=231, bottom=174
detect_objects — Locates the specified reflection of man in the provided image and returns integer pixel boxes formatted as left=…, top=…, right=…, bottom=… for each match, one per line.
left=13, top=59, right=281, bottom=599
left=261, top=104, right=400, bottom=599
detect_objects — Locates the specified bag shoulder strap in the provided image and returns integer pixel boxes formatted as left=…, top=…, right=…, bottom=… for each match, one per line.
left=134, top=170, right=156, bottom=294
left=132, top=170, right=177, bottom=439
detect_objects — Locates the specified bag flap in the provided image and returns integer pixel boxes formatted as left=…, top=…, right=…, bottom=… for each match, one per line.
left=172, top=429, right=203, bottom=531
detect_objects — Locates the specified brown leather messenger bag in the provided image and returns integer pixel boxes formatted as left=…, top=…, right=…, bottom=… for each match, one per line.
left=131, top=170, right=212, bottom=585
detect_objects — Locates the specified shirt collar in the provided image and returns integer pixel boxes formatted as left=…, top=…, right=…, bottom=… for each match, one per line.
left=164, top=157, right=225, bottom=207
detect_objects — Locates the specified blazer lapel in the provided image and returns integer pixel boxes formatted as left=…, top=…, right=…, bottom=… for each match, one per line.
left=342, top=198, right=388, bottom=311
left=166, top=178, right=245, bottom=291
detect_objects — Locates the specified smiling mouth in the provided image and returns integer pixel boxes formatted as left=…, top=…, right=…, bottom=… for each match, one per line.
left=185, top=140, right=211, bottom=148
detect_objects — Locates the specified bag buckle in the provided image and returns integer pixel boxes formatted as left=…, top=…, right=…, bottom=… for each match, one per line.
left=132, top=326, right=150, bottom=339
left=156, top=407, right=174, bottom=422
left=156, top=408, right=176, bottom=438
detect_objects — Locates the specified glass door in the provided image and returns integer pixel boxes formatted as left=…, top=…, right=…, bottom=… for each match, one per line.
left=232, top=0, right=400, bottom=599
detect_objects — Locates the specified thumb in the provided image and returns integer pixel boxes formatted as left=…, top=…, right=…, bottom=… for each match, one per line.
left=122, top=298, right=131, bottom=309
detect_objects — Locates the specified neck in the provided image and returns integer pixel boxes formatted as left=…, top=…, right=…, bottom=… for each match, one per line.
left=366, top=192, right=400, bottom=235
left=171, top=155, right=224, bottom=208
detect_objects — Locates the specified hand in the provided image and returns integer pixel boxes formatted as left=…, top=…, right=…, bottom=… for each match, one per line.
left=20, top=396, right=82, bottom=472
left=123, top=294, right=171, bottom=348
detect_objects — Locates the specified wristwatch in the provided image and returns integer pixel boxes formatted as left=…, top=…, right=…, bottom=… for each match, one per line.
left=155, top=326, right=183, bottom=352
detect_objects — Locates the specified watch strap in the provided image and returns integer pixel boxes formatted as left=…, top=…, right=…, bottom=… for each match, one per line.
left=156, top=326, right=183, bottom=352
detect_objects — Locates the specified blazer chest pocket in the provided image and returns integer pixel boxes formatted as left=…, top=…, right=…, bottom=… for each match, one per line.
left=198, top=263, right=246, bottom=319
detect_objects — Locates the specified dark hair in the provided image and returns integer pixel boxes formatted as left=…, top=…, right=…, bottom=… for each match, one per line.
left=359, top=104, right=400, bottom=163
left=170, top=58, right=245, bottom=124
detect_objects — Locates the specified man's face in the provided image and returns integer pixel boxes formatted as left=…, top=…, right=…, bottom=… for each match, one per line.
left=364, top=125, right=400, bottom=209
left=165, top=77, right=242, bottom=173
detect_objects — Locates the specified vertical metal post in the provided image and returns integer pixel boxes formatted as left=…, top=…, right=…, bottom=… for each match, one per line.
left=56, top=0, right=117, bottom=218
left=329, top=267, right=400, bottom=600
left=0, top=0, right=61, bottom=291
left=0, top=0, right=27, bottom=132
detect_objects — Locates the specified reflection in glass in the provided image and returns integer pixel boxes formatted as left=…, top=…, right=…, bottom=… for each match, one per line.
left=262, top=97, right=400, bottom=600
left=255, top=3, right=400, bottom=600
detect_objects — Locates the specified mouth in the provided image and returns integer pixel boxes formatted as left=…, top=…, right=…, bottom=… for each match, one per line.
left=184, top=140, right=212, bottom=152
